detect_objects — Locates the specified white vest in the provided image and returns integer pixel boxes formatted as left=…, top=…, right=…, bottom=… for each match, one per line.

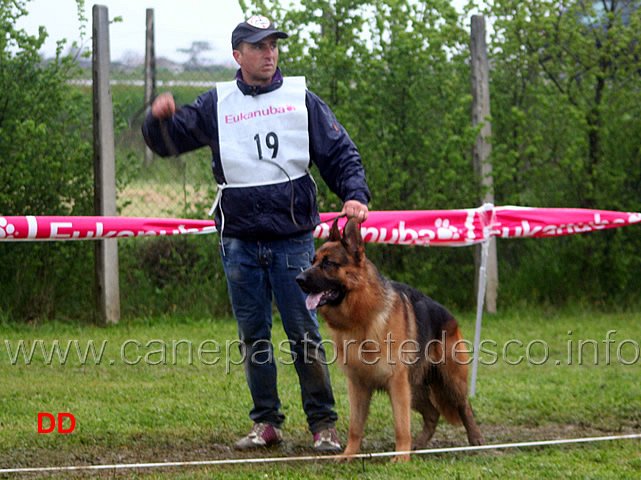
left=216, top=77, right=310, bottom=188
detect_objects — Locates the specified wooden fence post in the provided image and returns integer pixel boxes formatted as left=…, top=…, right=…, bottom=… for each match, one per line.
left=144, top=8, right=156, bottom=167
left=92, top=4, right=120, bottom=324
left=471, top=15, right=498, bottom=314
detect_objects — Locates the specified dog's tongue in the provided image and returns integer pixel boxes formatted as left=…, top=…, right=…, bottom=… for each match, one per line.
left=305, top=293, right=323, bottom=310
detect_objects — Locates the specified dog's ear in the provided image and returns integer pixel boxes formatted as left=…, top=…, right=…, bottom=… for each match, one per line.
left=341, top=217, right=364, bottom=263
left=329, top=217, right=342, bottom=241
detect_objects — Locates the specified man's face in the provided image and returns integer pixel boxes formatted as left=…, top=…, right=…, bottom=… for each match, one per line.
left=233, top=35, right=279, bottom=86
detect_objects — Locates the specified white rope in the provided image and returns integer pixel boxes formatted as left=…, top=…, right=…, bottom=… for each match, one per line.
left=1, top=433, right=639, bottom=474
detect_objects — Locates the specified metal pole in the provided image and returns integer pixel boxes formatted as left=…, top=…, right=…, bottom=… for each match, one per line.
left=470, top=239, right=489, bottom=397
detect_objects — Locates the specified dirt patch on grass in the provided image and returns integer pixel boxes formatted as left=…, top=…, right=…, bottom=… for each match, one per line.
left=2, top=424, right=637, bottom=478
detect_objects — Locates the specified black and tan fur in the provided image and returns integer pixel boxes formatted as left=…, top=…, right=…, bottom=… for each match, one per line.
left=296, top=217, right=484, bottom=462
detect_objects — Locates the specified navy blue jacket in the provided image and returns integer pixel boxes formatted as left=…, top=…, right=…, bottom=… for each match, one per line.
left=142, top=68, right=370, bottom=240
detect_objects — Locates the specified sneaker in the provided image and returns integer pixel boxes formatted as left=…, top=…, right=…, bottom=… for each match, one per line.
left=235, top=422, right=283, bottom=449
left=312, top=427, right=341, bottom=452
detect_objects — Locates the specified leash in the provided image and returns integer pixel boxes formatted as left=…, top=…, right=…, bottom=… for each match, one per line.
left=321, top=213, right=347, bottom=225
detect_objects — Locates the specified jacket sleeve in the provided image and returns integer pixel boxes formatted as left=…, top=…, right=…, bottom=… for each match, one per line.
left=141, top=89, right=219, bottom=158
left=306, top=91, right=371, bottom=205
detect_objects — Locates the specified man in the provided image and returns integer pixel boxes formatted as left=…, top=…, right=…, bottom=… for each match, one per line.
left=142, top=15, right=370, bottom=452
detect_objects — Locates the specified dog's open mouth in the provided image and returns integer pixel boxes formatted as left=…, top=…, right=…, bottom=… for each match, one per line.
left=305, top=290, right=341, bottom=310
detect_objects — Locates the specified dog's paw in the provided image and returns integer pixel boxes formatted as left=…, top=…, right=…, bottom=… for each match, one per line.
left=335, top=446, right=359, bottom=462
left=412, top=439, right=428, bottom=450
left=334, top=453, right=356, bottom=463
left=390, top=453, right=410, bottom=463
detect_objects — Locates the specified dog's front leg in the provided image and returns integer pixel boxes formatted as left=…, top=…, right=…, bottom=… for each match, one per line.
left=339, top=378, right=372, bottom=462
left=387, top=371, right=412, bottom=462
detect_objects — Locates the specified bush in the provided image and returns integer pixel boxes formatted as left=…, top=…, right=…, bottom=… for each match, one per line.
left=0, top=1, right=95, bottom=322
left=119, top=235, right=232, bottom=318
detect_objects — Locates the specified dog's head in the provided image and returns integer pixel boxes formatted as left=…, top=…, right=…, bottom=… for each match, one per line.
left=296, top=217, right=365, bottom=310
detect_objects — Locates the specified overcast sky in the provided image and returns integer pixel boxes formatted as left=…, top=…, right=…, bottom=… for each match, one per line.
left=17, top=0, right=245, bottom=65
left=16, top=0, right=475, bottom=65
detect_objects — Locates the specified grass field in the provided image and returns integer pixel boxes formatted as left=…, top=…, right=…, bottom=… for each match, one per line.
left=1, top=308, right=640, bottom=478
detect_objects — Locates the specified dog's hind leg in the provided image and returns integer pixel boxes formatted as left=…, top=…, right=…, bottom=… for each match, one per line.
left=458, top=400, right=484, bottom=446
left=442, top=326, right=484, bottom=446
left=411, top=385, right=440, bottom=450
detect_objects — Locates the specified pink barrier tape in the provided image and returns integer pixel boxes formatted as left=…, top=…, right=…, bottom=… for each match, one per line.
left=0, top=216, right=218, bottom=242
left=1, top=205, right=640, bottom=245
left=492, top=206, right=641, bottom=239
left=318, top=205, right=492, bottom=246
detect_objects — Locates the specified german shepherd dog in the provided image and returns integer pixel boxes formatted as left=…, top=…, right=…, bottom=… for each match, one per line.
left=296, top=217, right=484, bottom=462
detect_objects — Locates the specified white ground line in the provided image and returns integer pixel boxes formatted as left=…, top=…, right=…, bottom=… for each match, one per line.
left=1, top=433, right=640, bottom=474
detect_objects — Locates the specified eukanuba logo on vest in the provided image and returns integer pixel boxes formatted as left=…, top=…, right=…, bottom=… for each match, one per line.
left=224, top=104, right=297, bottom=124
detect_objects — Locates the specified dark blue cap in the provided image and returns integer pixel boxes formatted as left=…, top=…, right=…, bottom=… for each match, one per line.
left=232, top=15, right=288, bottom=49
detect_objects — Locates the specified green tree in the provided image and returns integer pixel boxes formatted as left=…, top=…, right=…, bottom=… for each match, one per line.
left=485, top=0, right=641, bottom=305
left=0, top=0, right=95, bottom=321
left=177, top=40, right=213, bottom=69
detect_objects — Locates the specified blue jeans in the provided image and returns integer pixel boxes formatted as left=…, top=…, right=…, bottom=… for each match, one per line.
left=220, top=231, right=338, bottom=434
